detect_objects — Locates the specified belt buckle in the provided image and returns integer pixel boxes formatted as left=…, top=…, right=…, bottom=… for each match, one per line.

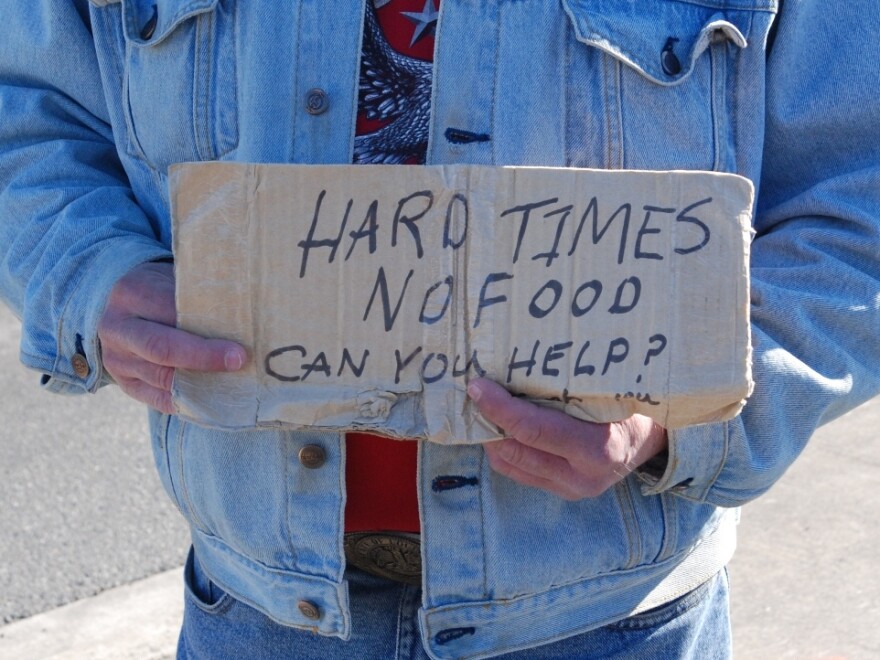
left=344, top=532, right=422, bottom=585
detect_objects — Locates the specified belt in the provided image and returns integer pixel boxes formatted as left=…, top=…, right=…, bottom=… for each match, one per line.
left=343, top=532, right=422, bottom=585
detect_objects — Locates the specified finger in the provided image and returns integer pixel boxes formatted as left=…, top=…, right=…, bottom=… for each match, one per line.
left=131, top=291, right=176, bottom=327
left=485, top=444, right=581, bottom=501
left=108, top=317, right=246, bottom=372
left=485, top=439, right=580, bottom=485
left=116, top=375, right=175, bottom=414
left=468, top=378, right=591, bottom=458
left=485, top=440, right=615, bottom=499
left=108, top=262, right=177, bottom=325
left=103, top=351, right=175, bottom=391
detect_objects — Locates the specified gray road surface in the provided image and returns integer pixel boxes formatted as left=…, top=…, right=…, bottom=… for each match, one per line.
left=729, top=394, right=880, bottom=658
left=1, top=302, right=878, bottom=658
left=0, top=305, right=189, bottom=624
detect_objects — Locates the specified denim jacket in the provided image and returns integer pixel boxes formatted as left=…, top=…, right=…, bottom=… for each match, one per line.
left=1, top=1, right=879, bottom=658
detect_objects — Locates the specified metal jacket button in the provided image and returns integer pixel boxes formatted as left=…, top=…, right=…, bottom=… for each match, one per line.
left=297, top=600, right=321, bottom=620
left=140, top=5, right=158, bottom=40
left=71, top=353, right=90, bottom=378
left=298, top=444, right=326, bottom=469
left=305, top=88, right=329, bottom=115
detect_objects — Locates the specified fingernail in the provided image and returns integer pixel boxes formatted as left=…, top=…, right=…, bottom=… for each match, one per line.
left=467, top=380, right=483, bottom=402
left=224, top=347, right=245, bottom=371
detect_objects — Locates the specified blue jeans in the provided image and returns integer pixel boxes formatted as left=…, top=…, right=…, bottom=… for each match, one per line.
left=177, top=547, right=732, bottom=660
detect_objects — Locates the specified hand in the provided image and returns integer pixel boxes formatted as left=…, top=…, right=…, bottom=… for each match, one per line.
left=468, top=378, right=667, bottom=500
left=97, top=261, right=247, bottom=413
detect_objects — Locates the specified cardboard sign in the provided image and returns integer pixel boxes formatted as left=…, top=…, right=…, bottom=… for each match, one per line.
left=170, top=163, right=754, bottom=444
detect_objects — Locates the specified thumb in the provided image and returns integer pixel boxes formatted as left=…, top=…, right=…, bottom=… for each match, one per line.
left=467, top=377, right=537, bottom=433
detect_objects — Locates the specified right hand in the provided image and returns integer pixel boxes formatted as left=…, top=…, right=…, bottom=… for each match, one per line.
left=97, top=261, right=247, bottom=413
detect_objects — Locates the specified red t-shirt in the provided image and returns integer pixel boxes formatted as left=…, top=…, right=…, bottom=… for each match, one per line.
left=345, top=0, right=440, bottom=534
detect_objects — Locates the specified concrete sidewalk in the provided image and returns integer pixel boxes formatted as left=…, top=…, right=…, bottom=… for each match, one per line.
left=1, top=397, right=877, bottom=660
left=0, top=569, right=182, bottom=660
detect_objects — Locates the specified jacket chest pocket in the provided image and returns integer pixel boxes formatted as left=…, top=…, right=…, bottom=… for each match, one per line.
left=121, top=0, right=239, bottom=172
left=563, top=0, right=775, bottom=172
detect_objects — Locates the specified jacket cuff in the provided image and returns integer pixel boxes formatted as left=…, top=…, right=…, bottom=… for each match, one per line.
left=637, top=421, right=730, bottom=501
left=28, top=240, right=173, bottom=394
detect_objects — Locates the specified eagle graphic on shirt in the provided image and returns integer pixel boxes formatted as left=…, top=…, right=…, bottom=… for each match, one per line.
left=354, top=0, right=438, bottom=165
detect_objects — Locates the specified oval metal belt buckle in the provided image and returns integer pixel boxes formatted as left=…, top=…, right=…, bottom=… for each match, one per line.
left=344, top=532, right=422, bottom=585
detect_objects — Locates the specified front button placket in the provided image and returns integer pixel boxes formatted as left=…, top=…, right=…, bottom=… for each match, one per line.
left=420, top=442, right=489, bottom=656
left=428, top=1, right=500, bottom=165
left=420, top=443, right=486, bottom=600
left=289, top=2, right=363, bottom=164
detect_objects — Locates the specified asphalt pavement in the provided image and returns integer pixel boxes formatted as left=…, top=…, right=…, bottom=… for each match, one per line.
left=0, top=305, right=189, bottom=626
left=0, top=301, right=877, bottom=659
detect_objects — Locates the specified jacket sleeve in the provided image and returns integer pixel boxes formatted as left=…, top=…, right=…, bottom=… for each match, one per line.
left=641, top=0, right=880, bottom=506
left=0, top=0, right=172, bottom=394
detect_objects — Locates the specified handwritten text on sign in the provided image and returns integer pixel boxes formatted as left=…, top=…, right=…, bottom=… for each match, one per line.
left=171, top=164, right=754, bottom=444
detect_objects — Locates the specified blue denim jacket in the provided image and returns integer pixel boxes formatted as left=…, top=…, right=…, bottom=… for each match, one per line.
left=2, top=1, right=879, bottom=658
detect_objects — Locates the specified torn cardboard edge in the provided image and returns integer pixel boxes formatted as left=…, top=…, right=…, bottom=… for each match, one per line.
left=170, top=163, right=754, bottom=444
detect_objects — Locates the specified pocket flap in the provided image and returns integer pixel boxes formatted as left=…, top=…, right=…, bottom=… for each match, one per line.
left=121, top=0, right=219, bottom=46
left=562, top=0, right=764, bottom=85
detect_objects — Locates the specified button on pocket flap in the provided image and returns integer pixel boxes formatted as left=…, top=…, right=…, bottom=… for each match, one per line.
left=122, top=0, right=219, bottom=46
left=562, top=0, right=757, bottom=85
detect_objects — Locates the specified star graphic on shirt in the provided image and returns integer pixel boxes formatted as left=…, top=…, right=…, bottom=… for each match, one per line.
left=402, top=0, right=439, bottom=47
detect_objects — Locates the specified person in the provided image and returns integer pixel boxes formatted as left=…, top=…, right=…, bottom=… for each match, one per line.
left=1, top=0, right=878, bottom=658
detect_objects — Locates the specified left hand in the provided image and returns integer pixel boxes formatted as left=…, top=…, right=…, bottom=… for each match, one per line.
left=468, top=378, right=667, bottom=501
